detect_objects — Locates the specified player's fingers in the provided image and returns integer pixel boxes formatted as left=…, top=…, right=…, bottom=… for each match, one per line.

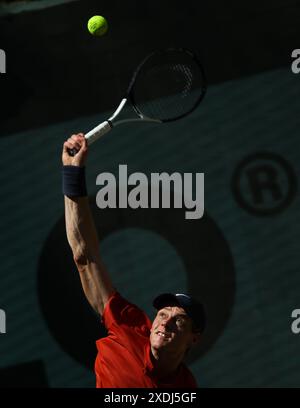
left=67, top=138, right=81, bottom=151
left=70, top=133, right=86, bottom=152
left=79, top=135, right=88, bottom=151
left=63, top=141, right=72, bottom=153
left=74, top=134, right=87, bottom=152
left=70, top=133, right=85, bottom=143
left=63, top=141, right=74, bottom=151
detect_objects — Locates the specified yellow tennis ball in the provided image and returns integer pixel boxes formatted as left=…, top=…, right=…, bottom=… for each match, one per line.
left=87, top=15, right=108, bottom=36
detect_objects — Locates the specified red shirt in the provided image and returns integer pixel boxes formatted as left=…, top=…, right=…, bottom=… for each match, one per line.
left=94, top=291, right=198, bottom=388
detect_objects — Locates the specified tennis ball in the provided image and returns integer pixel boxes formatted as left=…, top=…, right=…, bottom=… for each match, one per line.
left=87, top=15, right=108, bottom=36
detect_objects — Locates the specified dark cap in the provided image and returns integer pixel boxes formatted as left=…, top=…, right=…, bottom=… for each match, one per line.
left=153, top=293, right=206, bottom=333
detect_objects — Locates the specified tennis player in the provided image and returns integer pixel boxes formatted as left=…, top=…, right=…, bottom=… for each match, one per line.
left=62, top=133, right=206, bottom=388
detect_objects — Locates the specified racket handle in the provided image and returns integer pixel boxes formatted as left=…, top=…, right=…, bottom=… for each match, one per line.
left=85, top=120, right=112, bottom=145
left=67, top=121, right=112, bottom=157
left=67, top=147, right=78, bottom=157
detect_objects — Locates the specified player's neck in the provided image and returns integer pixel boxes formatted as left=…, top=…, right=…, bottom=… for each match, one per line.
left=150, top=346, right=183, bottom=379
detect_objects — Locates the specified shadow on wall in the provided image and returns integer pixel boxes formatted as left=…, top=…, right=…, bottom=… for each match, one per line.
left=38, top=192, right=235, bottom=370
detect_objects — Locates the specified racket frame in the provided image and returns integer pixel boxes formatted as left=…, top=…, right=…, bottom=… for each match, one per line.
left=128, top=47, right=207, bottom=123
left=74, top=48, right=207, bottom=150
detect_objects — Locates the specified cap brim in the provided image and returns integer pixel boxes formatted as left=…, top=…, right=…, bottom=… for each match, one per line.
left=153, top=293, right=182, bottom=310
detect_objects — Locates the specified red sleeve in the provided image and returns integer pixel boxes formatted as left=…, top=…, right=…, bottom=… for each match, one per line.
left=187, top=371, right=198, bottom=388
left=101, top=291, right=152, bottom=337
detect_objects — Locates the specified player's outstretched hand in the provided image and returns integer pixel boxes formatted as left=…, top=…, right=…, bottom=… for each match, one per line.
left=62, top=133, right=88, bottom=167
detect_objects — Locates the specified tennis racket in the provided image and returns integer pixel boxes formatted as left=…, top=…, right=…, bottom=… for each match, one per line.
left=68, top=48, right=206, bottom=156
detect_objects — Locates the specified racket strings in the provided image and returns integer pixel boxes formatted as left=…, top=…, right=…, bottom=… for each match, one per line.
left=141, top=92, right=196, bottom=121
left=131, top=50, right=205, bottom=122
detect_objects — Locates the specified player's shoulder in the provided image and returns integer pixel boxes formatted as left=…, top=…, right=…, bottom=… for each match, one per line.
left=103, top=291, right=152, bottom=329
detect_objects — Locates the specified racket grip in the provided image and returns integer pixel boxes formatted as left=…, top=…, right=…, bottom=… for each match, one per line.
left=67, top=147, right=78, bottom=157
left=66, top=121, right=112, bottom=156
left=85, top=121, right=112, bottom=145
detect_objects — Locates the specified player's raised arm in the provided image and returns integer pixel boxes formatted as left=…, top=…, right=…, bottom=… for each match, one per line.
left=62, top=133, right=114, bottom=315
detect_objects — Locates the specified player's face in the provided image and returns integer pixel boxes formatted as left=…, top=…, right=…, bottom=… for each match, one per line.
left=150, top=306, right=198, bottom=354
